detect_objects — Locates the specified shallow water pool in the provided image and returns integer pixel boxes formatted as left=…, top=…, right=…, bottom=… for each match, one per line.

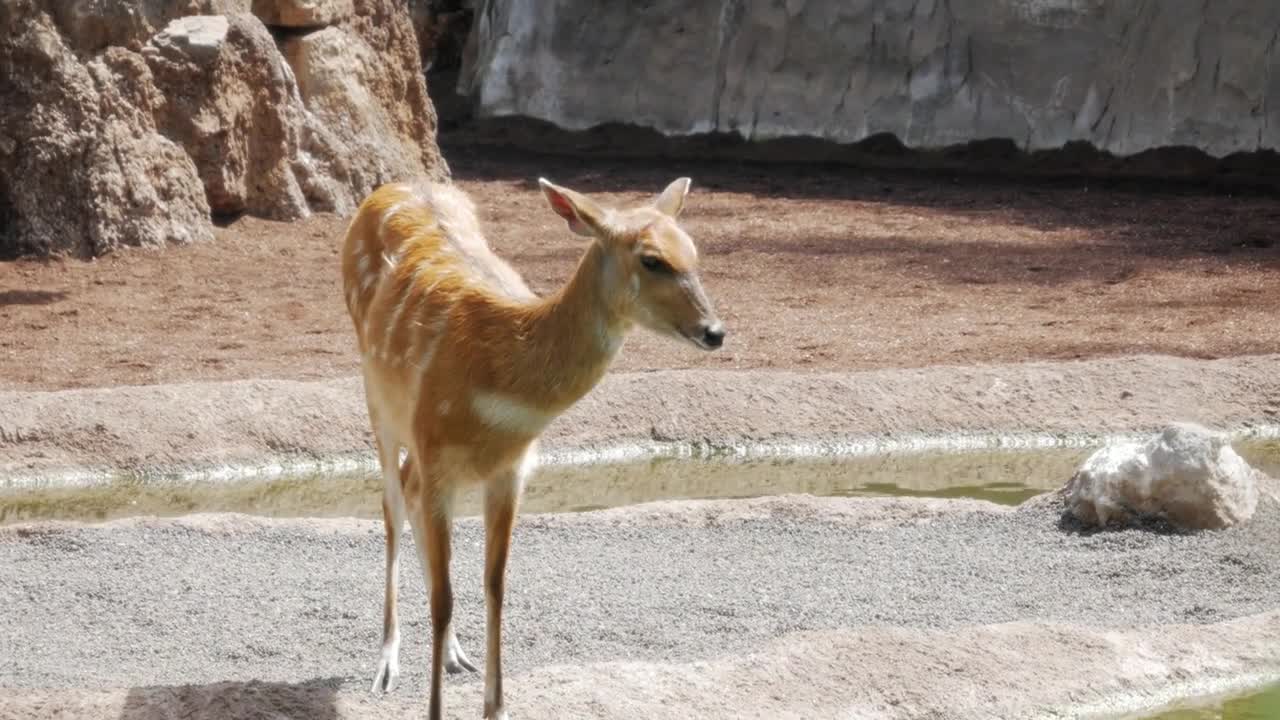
left=3, top=438, right=1277, bottom=526
left=1146, top=684, right=1280, bottom=720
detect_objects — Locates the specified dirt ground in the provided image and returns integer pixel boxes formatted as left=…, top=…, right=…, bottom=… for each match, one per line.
left=5, top=140, right=1280, bottom=720
left=2, top=145, right=1278, bottom=391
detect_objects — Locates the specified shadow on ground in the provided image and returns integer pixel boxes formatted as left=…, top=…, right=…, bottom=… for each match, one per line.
left=435, top=107, right=1280, bottom=195
left=119, top=678, right=343, bottom=720
left=440, top=137, right=1280, bottom=282
left=0, top=289, right=67, bottom=306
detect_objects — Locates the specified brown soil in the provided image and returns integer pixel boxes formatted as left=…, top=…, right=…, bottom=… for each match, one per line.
left=3, top=145, right=1279, bottom=391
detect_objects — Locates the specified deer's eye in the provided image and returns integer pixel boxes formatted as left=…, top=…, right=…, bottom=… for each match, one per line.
left=640, top=255, right=672, bottom=274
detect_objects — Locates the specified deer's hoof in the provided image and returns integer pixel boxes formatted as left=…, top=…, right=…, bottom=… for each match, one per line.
left=370, top=651, right=400, bottom=694
left=444, top=633, right=478, bottom=674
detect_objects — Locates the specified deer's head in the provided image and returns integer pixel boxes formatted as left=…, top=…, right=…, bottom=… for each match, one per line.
left=539, top=177, right=725, bottom=351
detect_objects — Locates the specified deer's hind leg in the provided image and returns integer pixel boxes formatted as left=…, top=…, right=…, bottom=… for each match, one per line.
left=405, top=450, right=475, bottom=720
left=370, top=424, right=408, bottom=694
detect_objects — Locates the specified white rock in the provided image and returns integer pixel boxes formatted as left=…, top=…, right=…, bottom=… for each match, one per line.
left=252, top=0, right=353, bottom=28
left=1064, top=423, right=1261, bottom=530
left=151, top=16, right=229, bottom=59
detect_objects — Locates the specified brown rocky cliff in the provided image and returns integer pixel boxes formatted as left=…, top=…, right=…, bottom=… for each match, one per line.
left=0, top=0, right=447, bottom=258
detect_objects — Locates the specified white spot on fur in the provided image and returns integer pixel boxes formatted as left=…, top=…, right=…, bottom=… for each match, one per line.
left=437, top=399, right=451, bottom=416
left=471, top=391, right=552, bottom=434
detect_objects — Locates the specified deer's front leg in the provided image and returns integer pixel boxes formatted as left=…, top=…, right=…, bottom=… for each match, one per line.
left=370, top=428, right=406, bottom=695
left=483, top=472, right=521, bottom=720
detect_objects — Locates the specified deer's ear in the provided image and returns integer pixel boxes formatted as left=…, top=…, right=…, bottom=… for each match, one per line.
left=539, top=178, right=604, bottom=238
left=652, top=177, right=691, bottom=218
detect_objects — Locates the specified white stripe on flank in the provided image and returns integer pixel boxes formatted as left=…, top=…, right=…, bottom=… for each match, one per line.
left=379, top=201, right=408, bottom=243
left=356, top=252, right=377, bottom=291
left=408, top=314, right=448, bottom=372
left=382, top=286, right=415, bottom=363
left=362, top=309, right=381, bottom=350
left=470, top=391, right=552, bottom=435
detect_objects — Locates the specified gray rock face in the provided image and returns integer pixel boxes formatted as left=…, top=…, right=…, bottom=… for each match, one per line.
left=460, top=0, right=1280, bottom=157
left=1064, top=423, right=1263, bottom=530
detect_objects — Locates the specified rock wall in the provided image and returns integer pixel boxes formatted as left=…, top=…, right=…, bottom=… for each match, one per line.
left=460, top=0, right=1280, bottom=158
left=0, top=0, right=447, bottom=258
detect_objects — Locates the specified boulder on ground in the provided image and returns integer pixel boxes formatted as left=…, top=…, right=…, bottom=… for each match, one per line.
left=1064, top=423, right=1262, bottom=530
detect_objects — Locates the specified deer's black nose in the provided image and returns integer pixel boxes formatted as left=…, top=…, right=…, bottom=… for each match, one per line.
left=702, top=323, right=725, bottom=348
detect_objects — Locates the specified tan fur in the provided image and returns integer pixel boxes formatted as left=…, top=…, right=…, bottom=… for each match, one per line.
left=341, top=176, right=723, bottom=720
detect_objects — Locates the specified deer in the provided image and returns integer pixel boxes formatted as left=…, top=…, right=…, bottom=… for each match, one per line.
left=340, top=175, right=725, bottom=720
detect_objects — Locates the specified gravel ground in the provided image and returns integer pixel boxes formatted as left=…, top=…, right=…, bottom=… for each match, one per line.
left=4, top=492, right=1278, bottom=696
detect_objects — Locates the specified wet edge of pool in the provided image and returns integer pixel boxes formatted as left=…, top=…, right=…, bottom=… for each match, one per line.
left=4, top=426, right=1279, bottom=526
left=7, top=424, right=1280, bottom=493
left=1113, top=678, right=1280, bottom=720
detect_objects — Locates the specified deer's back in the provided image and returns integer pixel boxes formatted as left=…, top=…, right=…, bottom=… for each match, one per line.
left=342, top=181, right=535, bottom=359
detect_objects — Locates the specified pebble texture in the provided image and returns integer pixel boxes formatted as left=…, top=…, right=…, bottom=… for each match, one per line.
left=461, top=0, right=1280, bottom=157
left=1, top=495, right=1278, bottom=707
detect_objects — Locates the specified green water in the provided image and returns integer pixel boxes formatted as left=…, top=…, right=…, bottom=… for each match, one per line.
left=2, top=438, right=1277, bottom=526
left=1146, top=684, right=1280, bottom=720
left=0, top=444, right=1089, bottom=524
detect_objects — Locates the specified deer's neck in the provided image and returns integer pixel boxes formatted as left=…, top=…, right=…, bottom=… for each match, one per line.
left=513, top=242, right=628, bottom=414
